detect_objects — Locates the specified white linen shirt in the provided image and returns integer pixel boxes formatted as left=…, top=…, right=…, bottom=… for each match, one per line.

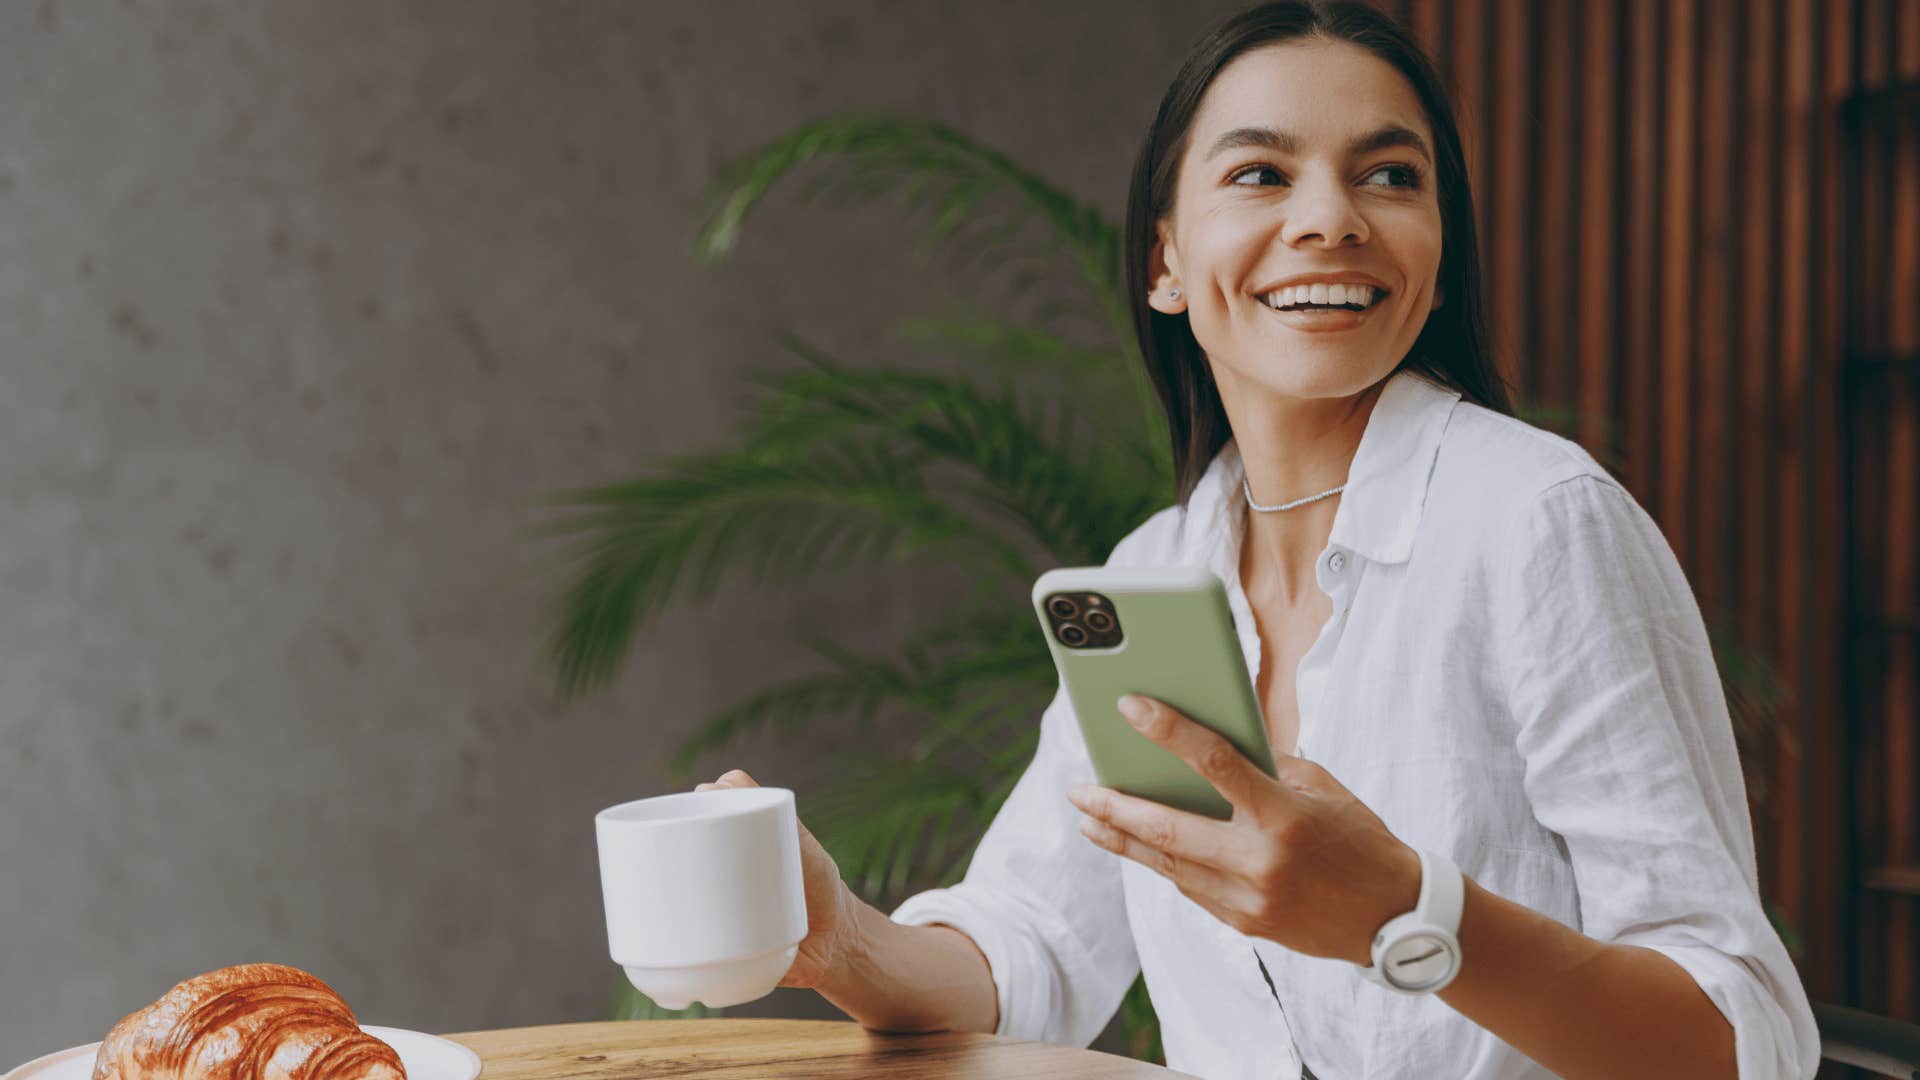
left=888, top=367, right=1820, bottom=1079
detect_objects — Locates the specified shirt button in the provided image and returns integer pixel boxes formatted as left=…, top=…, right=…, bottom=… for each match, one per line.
left=1326, top=551, right=1347, bottom=574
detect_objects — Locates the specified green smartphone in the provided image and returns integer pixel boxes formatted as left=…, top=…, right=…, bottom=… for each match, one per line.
left=1032, top=564, right=1278, bottom=821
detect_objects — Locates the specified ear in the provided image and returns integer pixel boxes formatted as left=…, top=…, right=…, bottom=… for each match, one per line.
left=1148, top=220, right=1186, bottom=315
left=1431, top=283, right=1445, bottom=312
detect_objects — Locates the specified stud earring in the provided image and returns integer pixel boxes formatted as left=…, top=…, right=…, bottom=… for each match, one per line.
left=1169, top=288, right=1182, bottom=300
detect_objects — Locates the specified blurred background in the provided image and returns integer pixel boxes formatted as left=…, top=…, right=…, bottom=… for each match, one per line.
left=1, top=0, right=1916, bottom=1075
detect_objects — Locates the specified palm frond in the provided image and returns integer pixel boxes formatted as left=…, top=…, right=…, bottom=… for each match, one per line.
left=1707, top=624, right=1794, bottom=805
left=740, top=337, right=1167, bottom=565
left=1513, top=402, right=1627, bottom=476
left=662, top=665, right=903, bottom=782
left=664, top=606, right=1052, bottom=781
left=537, top=443, right=1037, bottom=696
left=803, top=758, right=985, bottom=901
left=887, top=307, right=1172, bottom=466
left=889, top=310, right=1122, bottom=380
left=883, top=692, right=1048, bottom=797
left=779, top=625, right=1055, bottom=902
left=873, top=685, right=1045, bottom=891
left=688, top=112, right=1130, bottom=343
left=895, top=601, right=1032, bottom=658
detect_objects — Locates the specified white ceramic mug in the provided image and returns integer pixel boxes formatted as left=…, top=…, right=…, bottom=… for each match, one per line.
left=594, top=787, right=808, bottom=1009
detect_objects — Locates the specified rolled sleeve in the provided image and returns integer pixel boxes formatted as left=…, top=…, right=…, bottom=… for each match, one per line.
left=889, top=686, right=1140, bottom=1047
left=1637, top=939, right=1823, bottom=1080
left=1494, top=474, right=1820, bottom=1079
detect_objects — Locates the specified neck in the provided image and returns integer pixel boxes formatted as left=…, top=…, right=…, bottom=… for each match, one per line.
left=1221, top=376, right=1387, bottom=607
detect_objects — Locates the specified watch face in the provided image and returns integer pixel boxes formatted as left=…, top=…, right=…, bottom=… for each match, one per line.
left=1382, top=933, right=1456, bottom=991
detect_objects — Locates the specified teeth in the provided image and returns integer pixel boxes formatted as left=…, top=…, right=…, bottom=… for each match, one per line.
left=1260, top=283, right=1378, bottom=309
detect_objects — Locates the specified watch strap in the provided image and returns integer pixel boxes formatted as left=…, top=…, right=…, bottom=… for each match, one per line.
left=1423, top=848, right=1464, bottom=934
left=1360, top=848, right=1464, bottom=993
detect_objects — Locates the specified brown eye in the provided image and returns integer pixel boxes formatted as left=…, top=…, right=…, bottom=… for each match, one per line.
left=1362, top=164, right=1424, bottom=189
left=1229, top=164, right=1287, bottom=187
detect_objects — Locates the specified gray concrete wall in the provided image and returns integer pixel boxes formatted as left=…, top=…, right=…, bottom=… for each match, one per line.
left=0, top=0, right=1244, bottom=1062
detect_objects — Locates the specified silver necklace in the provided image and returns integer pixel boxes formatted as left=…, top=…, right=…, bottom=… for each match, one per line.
left=1243, top=475, right=1346, bottom=513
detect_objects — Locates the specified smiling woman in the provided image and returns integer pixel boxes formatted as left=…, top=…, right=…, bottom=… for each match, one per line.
left=882, top=3, right=1819, bottom=1079
left=690, top=4, right=1823, bottom=1080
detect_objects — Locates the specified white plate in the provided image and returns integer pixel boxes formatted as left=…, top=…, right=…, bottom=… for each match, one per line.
left=3, top=1025, right=481, bottom=1080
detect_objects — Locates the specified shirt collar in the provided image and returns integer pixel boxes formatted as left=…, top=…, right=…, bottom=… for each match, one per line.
left=1181, top=367, right=1463, bottom=569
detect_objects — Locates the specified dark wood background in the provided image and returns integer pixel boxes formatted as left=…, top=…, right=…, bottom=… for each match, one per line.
left=1381, top=0, right=1920, bottom=1034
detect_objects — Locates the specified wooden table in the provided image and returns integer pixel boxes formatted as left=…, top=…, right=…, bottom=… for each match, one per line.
left=442, top=1018, right=1200, bottom=1078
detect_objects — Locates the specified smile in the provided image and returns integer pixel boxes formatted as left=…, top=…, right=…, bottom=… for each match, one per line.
left=1257, top=282, right=1385, bottom=312
left=1255, top=290, right=1386, bottom=333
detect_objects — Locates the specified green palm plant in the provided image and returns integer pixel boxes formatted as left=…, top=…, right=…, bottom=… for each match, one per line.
left=542, top=112, right=1792, bottom=1061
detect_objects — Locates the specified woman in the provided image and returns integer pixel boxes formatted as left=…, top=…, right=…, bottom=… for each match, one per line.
left=698, top=2, right=1820, bottom=1077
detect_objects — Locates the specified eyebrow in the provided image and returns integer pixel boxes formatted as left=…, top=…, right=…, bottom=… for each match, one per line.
left=1204, top=124, right=1432, bottom=164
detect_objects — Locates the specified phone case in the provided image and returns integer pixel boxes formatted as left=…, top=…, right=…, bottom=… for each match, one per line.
left=1032, top=564, right=1277, bottom=821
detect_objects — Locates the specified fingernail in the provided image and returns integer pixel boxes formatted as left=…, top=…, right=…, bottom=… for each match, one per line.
left=1117, top=695, right=1150, bottom=727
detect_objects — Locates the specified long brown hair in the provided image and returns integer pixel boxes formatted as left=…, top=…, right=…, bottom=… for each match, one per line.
left=1124, top=0, right=1514, bottom=505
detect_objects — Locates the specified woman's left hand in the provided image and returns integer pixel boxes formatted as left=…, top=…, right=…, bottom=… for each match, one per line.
left=1065, top=693, right=1422, bottom=966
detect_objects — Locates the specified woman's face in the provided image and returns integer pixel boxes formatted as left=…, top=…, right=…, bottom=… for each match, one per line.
left=1150, top=39, right=1444, bottom=404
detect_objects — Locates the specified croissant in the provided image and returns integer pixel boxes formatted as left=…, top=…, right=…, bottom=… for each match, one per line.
left=91, top=962, right=406, bottom=1080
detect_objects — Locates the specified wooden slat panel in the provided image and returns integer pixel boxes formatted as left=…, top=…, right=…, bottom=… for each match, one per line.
left=1777, top=0, right=1822, bottom=997
left=1695, top=0, right=1736, bottom=619
left=1489, top=0, right=1529, bottom=396
left=1854, top=369, right=1891, bottom=1026
left=1893, top=6, right=1920, bottom=1021
left=1903, top=0, right=1920, bottom=354
left=1408, top=0, right=1446, bottom=69
left=1623, top=0, right=1663, bottom=503
left=1885, top=384, right=1917, bottom=1021
left=1659, top=0, right=1697, bottom=569
left=1383, top=0, right=1920, bottom=1032
left=1739, top=0, right=1789, bottom=918
left=1867, top=867, right=1920, bottom=896
left=1445, top=0, right=1488, bottom=302
left=1820, top=0, right=1866, bottom=1014
left=1895, top=32, right=1920, bottom=1022
left=1576, top=0, right=1619, bottom=455
left=1811, top=0, right=1857, bottom=1016
left=1531, top=0, right=1576, bottom=413
left=1864, top=0, right=1918, bottom=1022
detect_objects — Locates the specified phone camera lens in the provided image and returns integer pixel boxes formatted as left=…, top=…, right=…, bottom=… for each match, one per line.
left=1059, top=624, right=1088, bottom=646
left=1048, top=596, right=1079, bottom=619
left=1085, top=609, right=1114, bottom=632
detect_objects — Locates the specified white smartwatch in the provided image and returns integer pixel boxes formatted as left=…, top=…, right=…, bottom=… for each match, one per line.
left=1359, top=847, right=1464, bottom=994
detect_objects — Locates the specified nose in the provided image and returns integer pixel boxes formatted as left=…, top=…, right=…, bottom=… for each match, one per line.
left=1279, top=172, right=1369, bottom=249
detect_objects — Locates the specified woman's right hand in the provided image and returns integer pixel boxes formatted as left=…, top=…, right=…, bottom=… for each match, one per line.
left=694, top=769, right=859, bottom=991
